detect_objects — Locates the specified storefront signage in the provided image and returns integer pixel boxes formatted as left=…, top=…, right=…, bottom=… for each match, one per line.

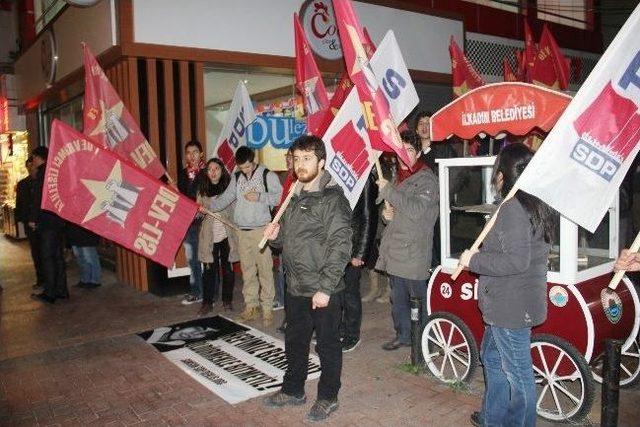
left=247, top=116, right=307, bottom=150
left=299, top=0, right=342, bottom=61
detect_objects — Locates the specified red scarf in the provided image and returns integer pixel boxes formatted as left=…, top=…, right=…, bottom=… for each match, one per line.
left=186, top=160, right=205, bottom=181
left=396, top=159, right=427, bottom=185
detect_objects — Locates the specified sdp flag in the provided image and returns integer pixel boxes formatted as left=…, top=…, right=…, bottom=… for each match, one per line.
left=214, top=81, right=257, bottom=172
left=83, top=44, right=166, bottom=178
left=517, top=5, right=640, bottom=232
left=323, top=87, right=378, bottom=209
left=370, top=30, right=419, bottom=125
left=42, top=120, right=198, bottom=267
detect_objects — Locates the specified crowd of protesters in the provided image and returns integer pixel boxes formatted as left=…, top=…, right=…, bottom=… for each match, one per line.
left=17, top=110, right=639, bottom=425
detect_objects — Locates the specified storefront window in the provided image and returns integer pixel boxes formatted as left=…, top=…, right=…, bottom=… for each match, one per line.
left=41, top=95, right=83, bottom=146
left=203, top=68, right=297, bottom=172
left=34, top=0, right=66, bottom=34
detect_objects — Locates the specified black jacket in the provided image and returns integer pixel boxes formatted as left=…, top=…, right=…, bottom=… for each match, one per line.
left=15, top=175, right=33, bottom=223
left=351, top=172, right=378, bottom=264
left=420, top=142, right=457, bottom=173
left=271, top=171, right=352, bottom=297
left=30, top=164, right=65, bottom=230
left=177, top=167, right=203, bottom=201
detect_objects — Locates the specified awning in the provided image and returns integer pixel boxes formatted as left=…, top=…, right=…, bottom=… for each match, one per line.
left=430, top=82, right=572, bottom=141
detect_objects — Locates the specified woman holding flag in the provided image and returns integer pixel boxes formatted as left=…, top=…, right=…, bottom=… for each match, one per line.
left=458, top=143, right=556, bottom=427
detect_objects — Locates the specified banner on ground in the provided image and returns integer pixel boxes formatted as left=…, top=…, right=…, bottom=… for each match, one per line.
left=214, top=81, right=257, bottom=172
left=517, top=5, right=640, bottom=232
left=247, top=116, right=307, bottom=150
left=42, top=120, right=198, bottom=267
left=83, top=44, right=166, bottom=178
left=139, top=316, right=321, bottom=405
left=323, top=87, right=378, bottom=209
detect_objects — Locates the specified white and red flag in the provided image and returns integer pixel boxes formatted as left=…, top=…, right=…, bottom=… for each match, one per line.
left=323, top=87, right=378, bottom=209
left=332, top=0, right=411, bottom=167
left=294, top=13, right=331, bottom=136
left=83, top=44, right=166, bottom=178
left=517, top=5, right=640, bottom=232
left=42, top=120, right=198, bottom=267
left=213, top=81, right=257, bottom=172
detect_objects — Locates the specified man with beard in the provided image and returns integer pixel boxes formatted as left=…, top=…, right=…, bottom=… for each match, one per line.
left=262, top=135, right=352, bottom=422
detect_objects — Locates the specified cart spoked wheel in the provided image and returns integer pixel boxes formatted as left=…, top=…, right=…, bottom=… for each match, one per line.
left=421, top=312, right=479, bottom=383
left=591, top=335, right=640, bottom=388
left=531, top=334, right=595, bottom=423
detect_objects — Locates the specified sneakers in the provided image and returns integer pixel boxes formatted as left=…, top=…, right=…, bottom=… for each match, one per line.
left=341, top=338, right=361, bottom=353
left=381, top=339, right=411, bottom=351
left=263, top=308, right=274, bottom=326
left=238, top=306, right=260, bottom=322
left=470, top=411, right=482, bottom=426
left=272, top=300, right=284, bottom=311
left=307, top=399, right=339, bottom=422
left=181, top=294, right=202, bottom=305
left=223, top=301, right=233, bottom=311
left=263, top=390, right=306, bottom=408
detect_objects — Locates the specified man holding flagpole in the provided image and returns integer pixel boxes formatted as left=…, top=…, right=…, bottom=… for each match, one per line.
left=263, top=135, right=352, bottom=422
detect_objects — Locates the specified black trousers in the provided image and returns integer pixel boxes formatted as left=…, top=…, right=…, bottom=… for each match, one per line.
left=40, top=228, right=68, bottom=298
left=341, top=264, right=362, bottom=341
left=202, top=238, right=234, bottom=305
left=282, top=291, right=343, bottom=401
left=26, top=227, right=44, bottom=286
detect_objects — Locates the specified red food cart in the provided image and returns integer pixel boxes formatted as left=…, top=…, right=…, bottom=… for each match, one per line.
left=424, top=83, right=640, bottom=423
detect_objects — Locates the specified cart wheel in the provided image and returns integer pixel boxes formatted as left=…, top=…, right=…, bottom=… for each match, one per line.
left=591, top=335, right=640, bottom=388
left=531, top=334, right=595, bottom=423
left=421, top=312, right=478, bottom=383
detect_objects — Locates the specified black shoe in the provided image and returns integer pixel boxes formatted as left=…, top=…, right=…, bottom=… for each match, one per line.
left=32, top=283, right=43, bottom=289
left=263, top=390, right=307, bottom=408
left=31, top=293, right=55, bottom=304
left=342, top=338, right=361, bottom=353
left=84, top=282, right=101, bottom=289
left=381, top=339, right=411, bottom=351
left=223, top=302, right=233, bottom=311
left=470, top=411, right=482, bottom=426
left=56, top=292, right=70, bottom=299
left=307, top=399, right=339, bottom=422
left=276, top=322, right=286, bottom=334
left=74, top=281, right=88, bottom=288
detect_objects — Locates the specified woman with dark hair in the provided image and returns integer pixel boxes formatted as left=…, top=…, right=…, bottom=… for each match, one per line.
left=197, top=158, right=238, bottom=315
left=459, top=143, right=556, bottom=427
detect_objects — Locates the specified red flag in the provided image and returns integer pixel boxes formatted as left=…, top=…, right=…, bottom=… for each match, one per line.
left=332, top=0, right=410, bottom=167
left=503, top=57, right=518, bottom=82
left=315, top=72, right=354, bottom=136
left=362, top=27, right=376, bottom=58
left=42, top=120, right=198, bottom=268
left=537, top=24, right=570, bottom=90
left=83, top=44, right=166, bottom=179
left=523, top=20, right=537, bottom=82
left=516, top=49, right=526, bottom=81
left=449, top=36, right=485, bottom=97
left=294, top=13, right=331, bottom=136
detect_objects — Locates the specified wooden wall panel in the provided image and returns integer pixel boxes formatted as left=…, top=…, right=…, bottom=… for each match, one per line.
left=145, top=59, right=160, bottom=157
left=162, top=59, right=178, bottom=180
left=193, top=62, right=206, bottom=154
left=178, top=61, right=191, bottom=149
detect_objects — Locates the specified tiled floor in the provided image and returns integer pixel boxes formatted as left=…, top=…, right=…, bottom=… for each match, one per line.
left=1, top=236, right=639, bottom=426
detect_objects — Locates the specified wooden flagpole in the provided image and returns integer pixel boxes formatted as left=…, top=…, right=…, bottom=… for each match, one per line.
left=258, top=180, right=300, bottom=250
left=201, top=208, right=240, bottom=231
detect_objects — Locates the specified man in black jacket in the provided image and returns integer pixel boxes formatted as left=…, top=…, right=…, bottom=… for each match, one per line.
left=263, top=135, right=352, bottom=423
left=16, top=156, right=44, bottom=289
left=30, top=146, right=68, bottom=304
left=340, top=172, right=378, bottom=352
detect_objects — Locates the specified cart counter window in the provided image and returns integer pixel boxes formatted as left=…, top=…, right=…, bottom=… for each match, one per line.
left=437, top=156, right=618, bottom=285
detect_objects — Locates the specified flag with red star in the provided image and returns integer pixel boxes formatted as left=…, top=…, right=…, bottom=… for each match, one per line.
left=83, top=44, right=166, bottom=179
left=449, top=36, right=485, bottom=97
left=42, top=120, right=198, bottom=268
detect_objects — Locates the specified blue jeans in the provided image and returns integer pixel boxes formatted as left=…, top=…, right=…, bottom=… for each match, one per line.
left=481, top=325, right=536, bottom=427
left=72, top=246, right=101, bottom=284
left=389, top=275, right=427, bottom=344
left=183, top=224, right=202, bottom=298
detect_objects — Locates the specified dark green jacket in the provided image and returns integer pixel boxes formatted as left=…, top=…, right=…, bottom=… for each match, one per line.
left=270, top=171, right=352, bottom=297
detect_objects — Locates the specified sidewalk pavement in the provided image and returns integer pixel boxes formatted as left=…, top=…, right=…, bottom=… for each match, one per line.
left=1, top=236, right=638, bottom=426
